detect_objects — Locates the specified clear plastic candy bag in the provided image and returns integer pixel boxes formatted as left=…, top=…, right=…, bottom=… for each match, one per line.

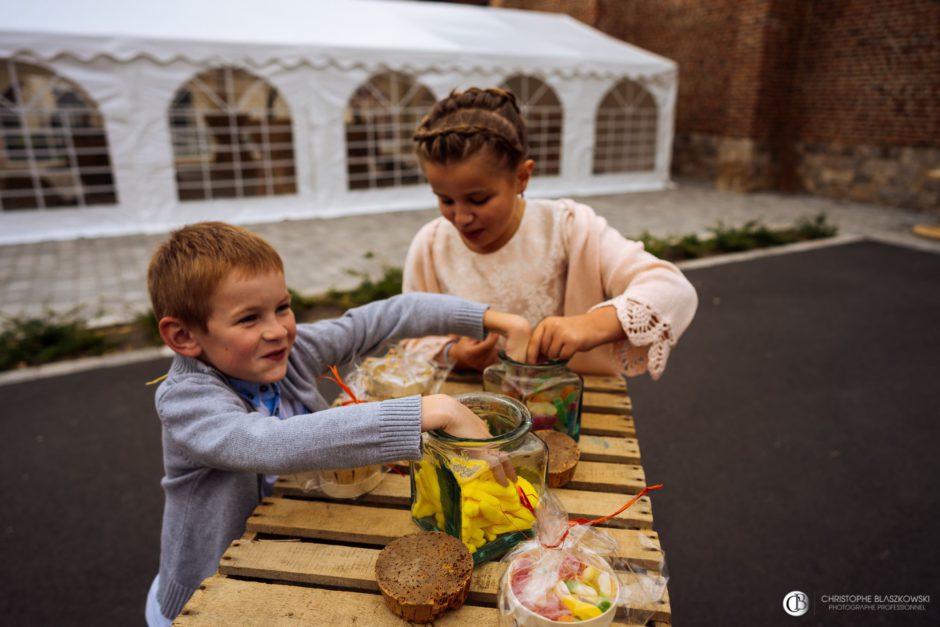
left=347, top=344, right=451, bottom=401
left=288, top=346, right=448, bottom=499
left=289, top=464, right=388, bottom=499
left=498, top=489, right=668, bottom=625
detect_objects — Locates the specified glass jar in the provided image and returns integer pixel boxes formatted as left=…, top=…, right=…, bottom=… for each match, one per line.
left=411, top=393, right=548, bottom=565
left=483, top=352, right=584, bottom=441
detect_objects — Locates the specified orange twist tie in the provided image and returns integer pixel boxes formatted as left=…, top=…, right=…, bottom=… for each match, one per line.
left=319, top=365, right=366, bottom=405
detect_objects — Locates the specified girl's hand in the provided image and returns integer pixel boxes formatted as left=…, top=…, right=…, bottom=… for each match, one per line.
left=526, top=307, right=626, bottom=363
left=450, top=334, right=500, bottom=371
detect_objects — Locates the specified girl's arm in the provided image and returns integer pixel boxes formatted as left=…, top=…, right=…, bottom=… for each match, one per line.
left=529, top=202, right=697, bottom=376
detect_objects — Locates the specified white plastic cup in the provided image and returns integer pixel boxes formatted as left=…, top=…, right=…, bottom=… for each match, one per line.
left=504, top=562, right=620, bottom=626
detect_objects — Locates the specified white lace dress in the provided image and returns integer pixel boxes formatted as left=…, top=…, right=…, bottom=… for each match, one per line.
left=402, top=198, right=697, bottom=379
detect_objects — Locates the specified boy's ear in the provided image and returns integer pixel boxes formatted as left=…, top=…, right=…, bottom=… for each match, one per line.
left=517, top=159, right=535, bottom=194
left=158, top=316, right=203, bottom=358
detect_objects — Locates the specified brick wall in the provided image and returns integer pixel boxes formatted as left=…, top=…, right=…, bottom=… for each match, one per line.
left=487, top=0, right=939, bottom=211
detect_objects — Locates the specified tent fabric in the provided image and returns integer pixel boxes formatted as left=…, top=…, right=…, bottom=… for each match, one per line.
left=0, top=0, right=678, bottom=244
left=1, top=0, right=675, bottom=78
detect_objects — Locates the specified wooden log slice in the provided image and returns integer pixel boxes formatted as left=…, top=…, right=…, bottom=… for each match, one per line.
left=536, top=430, right=581, bottom=488
left=374, top=532, right=473, bottom=622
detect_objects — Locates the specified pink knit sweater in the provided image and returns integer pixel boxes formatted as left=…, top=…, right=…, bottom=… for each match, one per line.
left=403, top=198, right=698, bottom=378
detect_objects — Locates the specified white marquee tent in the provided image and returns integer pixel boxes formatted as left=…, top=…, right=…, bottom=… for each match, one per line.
left=0, top=0, right=677, bottom=244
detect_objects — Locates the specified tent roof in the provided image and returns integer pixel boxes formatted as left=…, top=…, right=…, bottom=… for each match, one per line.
left=0, top=0, right=676, bottom=78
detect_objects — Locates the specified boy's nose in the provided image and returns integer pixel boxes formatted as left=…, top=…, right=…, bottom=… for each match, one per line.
left=262, top=320, right=289, bottom=341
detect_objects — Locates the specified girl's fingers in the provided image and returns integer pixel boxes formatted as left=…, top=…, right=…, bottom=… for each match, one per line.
left=526, top=324, right=545, bottom=363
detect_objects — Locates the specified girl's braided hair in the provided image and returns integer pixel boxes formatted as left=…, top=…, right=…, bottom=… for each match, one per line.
left=413, top=87, right=529, bottom=172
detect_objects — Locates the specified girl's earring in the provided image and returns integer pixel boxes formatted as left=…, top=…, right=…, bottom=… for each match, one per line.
left=519, top=191, right=525, bottom=199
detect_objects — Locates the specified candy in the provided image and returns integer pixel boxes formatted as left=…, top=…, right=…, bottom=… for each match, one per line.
left=508, top=552, right=617, bottom=622
left=411, top=457, right=539, bottom=555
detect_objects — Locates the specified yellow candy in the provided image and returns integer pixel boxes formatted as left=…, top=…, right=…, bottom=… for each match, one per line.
left=478, top=500, right=505, bottom=525
left=413, top=502, right=435, bottom=519
left=449, top=458, right=490, bottom=484
left=463, top=499, right=480, bottom=518
left=561, top=597, right=603, bottom=620
left=582, top=566, right=600, bottom=583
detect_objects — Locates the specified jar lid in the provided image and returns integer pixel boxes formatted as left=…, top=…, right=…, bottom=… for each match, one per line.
left=497, top=351, right=569, bottom=369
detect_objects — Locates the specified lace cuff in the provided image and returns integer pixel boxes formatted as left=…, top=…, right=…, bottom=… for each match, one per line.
left=590, top=297, right=675, bottom=380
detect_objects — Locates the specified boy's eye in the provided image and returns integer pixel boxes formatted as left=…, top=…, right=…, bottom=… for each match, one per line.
left=237, top=314, right=258, bottom=324
left=469, top=196, right=492, bottom=206
left=277, top=303, right=291, bottom=313
left=437, top=196, right=455, bottom=206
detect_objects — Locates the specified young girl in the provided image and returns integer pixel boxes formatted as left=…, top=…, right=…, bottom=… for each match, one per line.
left=402, top=87, right=697, bottom=379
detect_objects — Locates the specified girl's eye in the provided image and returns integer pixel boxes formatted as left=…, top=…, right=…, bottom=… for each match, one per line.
left=277, top=303, right=291, bottom=313
left=469, top=196, right=491, bottom=206
left=438, top=197, right=455, bottom=206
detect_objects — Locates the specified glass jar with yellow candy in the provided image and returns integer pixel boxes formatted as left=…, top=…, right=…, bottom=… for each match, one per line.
left=411, top=393, right=548, bottom=565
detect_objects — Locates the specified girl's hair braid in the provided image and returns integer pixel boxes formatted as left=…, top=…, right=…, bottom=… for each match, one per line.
left=414, top=87, right=529, bottom=172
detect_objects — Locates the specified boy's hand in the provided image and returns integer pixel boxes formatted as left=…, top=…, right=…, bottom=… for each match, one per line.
left=482, top=310, right=532, bottom=362
left=421, top=394, right=492, bottom=439
left=450, top=334, right=499, bottom=371
left=420, top=394, right=517, bottom=485
left=526, top=307, right=626, bottom=363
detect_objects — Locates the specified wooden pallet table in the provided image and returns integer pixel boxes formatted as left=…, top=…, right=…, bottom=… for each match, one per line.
left=175, top=374, right=671, bottom=626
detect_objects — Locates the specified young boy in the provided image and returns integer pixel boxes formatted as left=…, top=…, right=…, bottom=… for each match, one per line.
left=144, top=222, right=530, bottom=625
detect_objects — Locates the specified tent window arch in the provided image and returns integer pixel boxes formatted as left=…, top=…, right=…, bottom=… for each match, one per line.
left=500, top=75, right=563, bottom=177
left=593, top=79, right=658, bottom=174
left=0, top=59, right=117, bottom=211
left=169, top=66, right=297, bottom=201
left=345, top=71, right=436, bottom=190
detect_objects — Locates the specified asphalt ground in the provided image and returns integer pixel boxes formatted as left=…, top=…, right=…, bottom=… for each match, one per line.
left=1, top=239, right=938, bottom=626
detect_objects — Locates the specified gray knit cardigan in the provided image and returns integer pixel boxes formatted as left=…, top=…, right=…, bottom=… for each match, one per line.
left=154, top=293, right=487, bottom=618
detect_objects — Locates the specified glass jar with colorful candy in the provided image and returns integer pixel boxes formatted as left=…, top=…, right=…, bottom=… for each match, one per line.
left=483, top=352, right=584, bottom=440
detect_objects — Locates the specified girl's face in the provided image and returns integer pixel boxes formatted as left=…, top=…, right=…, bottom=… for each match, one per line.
left=191, top=268, right=297, bottom=383
left=422, top=152, right=534, bottom=254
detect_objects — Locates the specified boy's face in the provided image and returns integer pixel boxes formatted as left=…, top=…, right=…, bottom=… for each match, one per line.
left=190, top=268, right=296, bottom=383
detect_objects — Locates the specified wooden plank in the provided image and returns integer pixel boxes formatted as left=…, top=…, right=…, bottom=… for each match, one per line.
left=567, top=461, right=646, bottom=494
left=582, top=374, right=628, bottom=393
left=582, top=412, right=636, bottom=437
left=220, top=533, right=666, bottom=604
left=251, top=486, right=653, bottom=542
left=583, top=390, right=631, bottom=415
left=173, top=575, right=497, bottom=626
left=278, top=458, right=644, bottom=499
left=616, top=574, right=673, bottom=624
left=558, top=489, right=654, bottom=528
left=246, top=498, right=420, bottom=544
left=578, top=434, right=641, bottom=464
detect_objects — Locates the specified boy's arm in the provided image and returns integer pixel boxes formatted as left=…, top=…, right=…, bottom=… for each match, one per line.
left=159, top=374, right=426, bottom=473
left=159, top=375, right=500, bottom=475
left=293, top=293, right=486, bottom=371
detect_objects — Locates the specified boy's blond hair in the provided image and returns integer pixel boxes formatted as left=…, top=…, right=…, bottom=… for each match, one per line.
left=148, top=221, right=284, bottom=330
